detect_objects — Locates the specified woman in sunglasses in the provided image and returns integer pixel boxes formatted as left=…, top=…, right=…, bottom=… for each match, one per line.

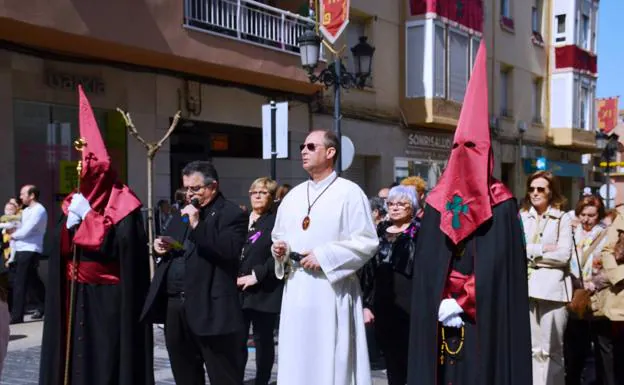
left=520, top=170, right=573, bottom=385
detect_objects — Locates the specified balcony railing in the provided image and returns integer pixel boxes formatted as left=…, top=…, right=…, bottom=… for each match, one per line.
left=183, top=0, right=315, bottom=55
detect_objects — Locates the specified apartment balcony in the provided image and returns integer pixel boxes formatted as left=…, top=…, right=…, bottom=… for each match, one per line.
left=549, top=128, right=597, bottom=151
left=0, top=0, right=318, bottom=95
left=554, top=45, right=598, bottom=77
left=184, top=0, right=314, bottom=56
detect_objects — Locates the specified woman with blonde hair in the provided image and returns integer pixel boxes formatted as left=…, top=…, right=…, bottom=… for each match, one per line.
left=520, top=170, right=572, bottom=385
left=237, top=177, right=283, bottom=385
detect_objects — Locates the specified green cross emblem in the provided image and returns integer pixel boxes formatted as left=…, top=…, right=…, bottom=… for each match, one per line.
left=446, top=195, right=469, bottom=229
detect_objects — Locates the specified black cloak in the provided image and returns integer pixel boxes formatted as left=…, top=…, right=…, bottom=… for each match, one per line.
left=407, top=199, right=532, bottom=385
left=38, top=210, right=154, bottom=385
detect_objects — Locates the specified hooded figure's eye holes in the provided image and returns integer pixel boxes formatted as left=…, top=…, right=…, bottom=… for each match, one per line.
left=465, top=142, right=476, bottom=148
left=452, top=143, right=459, bottom=149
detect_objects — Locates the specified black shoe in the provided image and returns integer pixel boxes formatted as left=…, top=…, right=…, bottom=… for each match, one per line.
left=31, top=310, right=44, bottom=320
left=9, top=318, right=23, bottom=325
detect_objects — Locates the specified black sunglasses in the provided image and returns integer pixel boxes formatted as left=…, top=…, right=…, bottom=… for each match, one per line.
left=299, top=143, right=325, bottom=152
left=528, top=187, right=546, bottom=193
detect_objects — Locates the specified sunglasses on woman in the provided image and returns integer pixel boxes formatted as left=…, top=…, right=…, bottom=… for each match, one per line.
left=528, top=187, right=546, bottom=193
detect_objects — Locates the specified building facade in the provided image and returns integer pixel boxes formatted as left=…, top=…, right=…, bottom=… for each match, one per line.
left=400, top=0, right=599, bottom=205
left=0, top=0, right=601, bottom=224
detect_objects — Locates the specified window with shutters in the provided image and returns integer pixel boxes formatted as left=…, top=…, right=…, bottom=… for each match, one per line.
left=405, top=20, right=481, bottom=102
left=434, top=23, right=446, bottom=98
left=448, top=30, right=469, bottom=102
left=406, top=23, right=426, bottom=97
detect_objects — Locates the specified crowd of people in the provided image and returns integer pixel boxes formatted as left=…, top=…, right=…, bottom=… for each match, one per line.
left=0, top=43, right=623, bottom=385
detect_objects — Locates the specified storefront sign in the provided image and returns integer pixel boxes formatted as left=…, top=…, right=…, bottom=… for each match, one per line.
left=523, top=159, right=584, bottom=178
left=46, top=70, right=105, bottom=95
left=405, top=131, right=453, bottom=160
left=319, top=0, right=350, bottom=44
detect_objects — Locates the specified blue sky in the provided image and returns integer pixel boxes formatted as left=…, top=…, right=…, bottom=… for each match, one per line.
left=597, top=1, right=623, bottom=108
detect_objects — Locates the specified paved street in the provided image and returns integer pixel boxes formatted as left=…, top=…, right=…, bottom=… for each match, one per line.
left=3, top=315, right=389, bottom=384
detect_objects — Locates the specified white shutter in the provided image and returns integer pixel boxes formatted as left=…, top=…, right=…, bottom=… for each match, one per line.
left=470, top=37, right=480, bottom=74
left=449, top=29, right=469, bottom=102
left=406, top=24, right=425, bottom=98
left=434, top=24, right=446, bottom=98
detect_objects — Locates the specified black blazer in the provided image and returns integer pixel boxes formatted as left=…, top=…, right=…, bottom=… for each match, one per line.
left=238, top=211, right=283, bottom=314
left=140, top=193, right=247, bottom=337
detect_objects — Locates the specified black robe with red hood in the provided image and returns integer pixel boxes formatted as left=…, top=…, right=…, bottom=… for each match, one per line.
left=38, top=86, right=154, bottom=385
left=406, top=42, right=532, bottom=385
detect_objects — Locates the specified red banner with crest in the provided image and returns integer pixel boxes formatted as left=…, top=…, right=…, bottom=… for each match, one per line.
left=319, top=0, right=350, bottom=44
left=597, top=97, right=619, bottom=134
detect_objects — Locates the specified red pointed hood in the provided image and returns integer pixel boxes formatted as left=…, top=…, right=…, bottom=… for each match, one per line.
left=425, top=41, right=512, bottom=245
left=62, top=85, right=141, bottom=226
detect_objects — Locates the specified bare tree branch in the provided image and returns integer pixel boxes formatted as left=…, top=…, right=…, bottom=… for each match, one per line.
left=150, top=111, right=182, bottom=158
left=116, top=108, right=149, bottom=148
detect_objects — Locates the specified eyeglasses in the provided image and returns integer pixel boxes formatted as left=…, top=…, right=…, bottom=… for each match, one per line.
left=528, top=186, right=547, bottom=193
left=387, top=202, right=410, bottom=209
left=185, top=185, right=207, bottom=193
left=249, top=191, right=270, bottom=197
left=299, top=143, right=326, bottom=152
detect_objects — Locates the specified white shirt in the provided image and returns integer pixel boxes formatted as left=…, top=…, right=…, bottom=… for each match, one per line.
left=11, top=203, right=48, bottom=253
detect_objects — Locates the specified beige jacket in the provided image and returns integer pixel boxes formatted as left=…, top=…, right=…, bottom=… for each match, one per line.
left=521, top=206, right=573, bottom=303
left=600, top=209, right=624, bottom=321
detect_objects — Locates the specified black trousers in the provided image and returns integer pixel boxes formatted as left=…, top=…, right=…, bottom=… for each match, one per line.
left=564, top=318, right=616, bottom=385
left=10, top=251, right=45, bottom=321
left=375, top=305, right=410, bottom=385
left=242, top=309, right=277, bottom=385
left=165, top=297, right=247, bottom=385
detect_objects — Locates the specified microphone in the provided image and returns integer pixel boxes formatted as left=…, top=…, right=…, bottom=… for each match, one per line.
left=181, top=198, right=200, bottom=223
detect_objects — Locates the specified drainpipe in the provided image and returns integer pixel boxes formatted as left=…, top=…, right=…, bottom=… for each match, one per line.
left=545, top=0, right=552, bottom=145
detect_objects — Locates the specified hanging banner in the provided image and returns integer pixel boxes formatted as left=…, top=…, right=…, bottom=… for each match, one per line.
left=319, top=0, right=350, bottom=44
left=597, top=97, right=619, bottom=134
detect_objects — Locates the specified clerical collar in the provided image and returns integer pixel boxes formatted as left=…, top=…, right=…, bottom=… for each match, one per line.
left=309, top=171, right=337, bottom=191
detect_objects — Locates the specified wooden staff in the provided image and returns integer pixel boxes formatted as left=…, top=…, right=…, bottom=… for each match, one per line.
left=63, top=137, right=87, bottom=385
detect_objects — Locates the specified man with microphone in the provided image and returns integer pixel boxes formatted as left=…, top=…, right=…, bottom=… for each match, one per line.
left=141, top=161, right=248, bottom=385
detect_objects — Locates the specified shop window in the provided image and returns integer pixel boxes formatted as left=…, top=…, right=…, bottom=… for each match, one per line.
left=13, top=100, right=127, bottom=228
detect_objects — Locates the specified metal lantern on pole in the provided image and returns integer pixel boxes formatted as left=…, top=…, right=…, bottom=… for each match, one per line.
left=297, top=29, right=375, bottom=174
left=351, top=36, right=375, bottom=81
left=297, top=29, right=322, bottom=71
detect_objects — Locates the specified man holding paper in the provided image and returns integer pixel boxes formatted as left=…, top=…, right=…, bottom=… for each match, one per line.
left=141, top=160, right=248, bottom=385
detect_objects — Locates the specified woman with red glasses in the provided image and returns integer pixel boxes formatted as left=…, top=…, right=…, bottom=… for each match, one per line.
left=520, top=170, right=573, bottom=385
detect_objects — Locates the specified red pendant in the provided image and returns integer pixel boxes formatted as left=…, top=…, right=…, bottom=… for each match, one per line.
left=302, top=216, right=310, bottom=230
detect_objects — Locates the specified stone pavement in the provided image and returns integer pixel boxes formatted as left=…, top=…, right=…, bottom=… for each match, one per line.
left=2, top=316, right=389, bottom=384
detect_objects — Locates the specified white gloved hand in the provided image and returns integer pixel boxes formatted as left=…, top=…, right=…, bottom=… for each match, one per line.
left=442, top=314, right=465, bottom=328
left=66, top=212, right=82, bottom=229
left=68, top=193, right=92, bottom=220
left=438, top=298, right=464, bottom=322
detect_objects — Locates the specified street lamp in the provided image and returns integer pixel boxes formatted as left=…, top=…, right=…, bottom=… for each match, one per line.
left=297, top=30, right=375, bottom=173
left=596, top=131, right=619, bottom=208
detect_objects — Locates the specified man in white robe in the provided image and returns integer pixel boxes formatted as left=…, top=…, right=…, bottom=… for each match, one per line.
left=271, top=129, right=379, bottom=385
